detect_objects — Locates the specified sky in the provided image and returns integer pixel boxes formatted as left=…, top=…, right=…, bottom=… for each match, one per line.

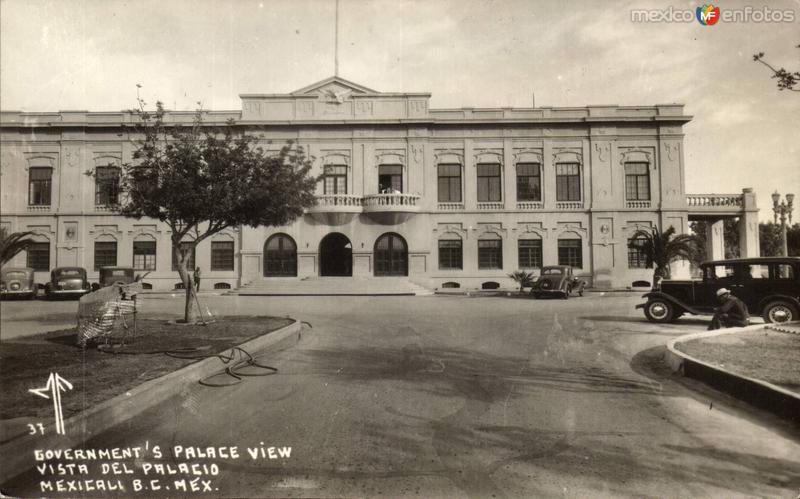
left=1, top=0, right=798, bottom=221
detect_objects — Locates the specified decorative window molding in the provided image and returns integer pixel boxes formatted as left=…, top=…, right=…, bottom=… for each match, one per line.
left=433, top=150, right=464, bottom=165
left=89, top=225, right=123, bottom=240
left=472, top=149, right=503, bottom=167
left=474, top=223, right=507, bottom=240
left=513, top=149, right=543, bottom=164
left=552, top=150, right=582, bottom=164
left=321, top=152, right=351, bottom=168
left=93, top=153, right=121, bottom=167
left=619, top=149, right=653, bottom=169
left=23, top=154, right=56, bottom=172
left=374, top=151, right=405, bottom=169
left=127, top=225, right=161, bottom=239
left=433, top=223, right=467, bottom=240
left=516, top=223, right=546, bottom=239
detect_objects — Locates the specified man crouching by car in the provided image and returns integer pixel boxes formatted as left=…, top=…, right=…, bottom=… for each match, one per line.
left=708, top=288, right=749, bottom=330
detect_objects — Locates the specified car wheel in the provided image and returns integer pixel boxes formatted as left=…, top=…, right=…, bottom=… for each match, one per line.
left=762, top=301, right=798, bottom=323
left=644, top=299, right=675, bottom=323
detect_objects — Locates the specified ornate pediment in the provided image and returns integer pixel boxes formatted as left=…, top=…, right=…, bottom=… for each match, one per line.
left=291, top=76, right=377, bottom=99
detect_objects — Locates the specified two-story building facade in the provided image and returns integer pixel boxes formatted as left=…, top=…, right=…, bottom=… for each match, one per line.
left=0, top=77, right=759, bottom=291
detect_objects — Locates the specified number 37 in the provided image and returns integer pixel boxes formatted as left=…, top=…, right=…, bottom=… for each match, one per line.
left=28, top=423, right=45, bottom=435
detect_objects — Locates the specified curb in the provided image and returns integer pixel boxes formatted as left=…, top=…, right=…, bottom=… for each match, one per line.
left=0, top=319, right=304, bottom=485
left=664, top=324, right=800, bottom=424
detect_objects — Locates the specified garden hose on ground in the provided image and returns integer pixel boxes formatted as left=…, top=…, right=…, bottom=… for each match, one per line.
left=95, top=320, right=312, bottom=386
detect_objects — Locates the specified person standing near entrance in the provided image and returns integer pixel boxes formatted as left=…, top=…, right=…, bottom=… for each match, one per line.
left=193, top=266, right=201, bottom=291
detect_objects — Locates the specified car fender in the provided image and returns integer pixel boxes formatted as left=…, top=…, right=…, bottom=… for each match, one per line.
left=756, top=294, right=800, bottom=314
left=635, top=291, right=701, bottom=315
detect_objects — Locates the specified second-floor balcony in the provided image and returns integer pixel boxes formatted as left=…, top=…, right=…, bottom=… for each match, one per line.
left=362, top=193, right=421, bottom=213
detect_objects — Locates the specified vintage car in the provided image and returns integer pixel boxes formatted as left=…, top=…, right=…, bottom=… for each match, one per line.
left=637, top=257, right=800, bottom=324
left=98, top=266, right=136, bottom=288
left=530, top=265, right=586, bottom=299
left=45, top=267, right=91, bottom=299
left=0, top=267, right=37, bottom=299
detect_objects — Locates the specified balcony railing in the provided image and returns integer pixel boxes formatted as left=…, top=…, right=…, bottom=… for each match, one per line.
left=306, top=194, right=364, bottom=212
left=556, top=201, right=583, bottom=210
left=438, top=202, right=465, bottom=211
left=362, top=193, right=421, bottom=212
left=517, top=201, right=544, bottom=210
left=477, top=202, right=504, bottom=210
left=686, top=194, right=743, bottom=208
left=27, top=205, right=51, bottom=212
left=626, top=200, right=651, bottom=209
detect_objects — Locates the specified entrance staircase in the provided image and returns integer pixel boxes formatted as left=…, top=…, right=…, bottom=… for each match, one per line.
left=227, top=277, right=434, bottom=296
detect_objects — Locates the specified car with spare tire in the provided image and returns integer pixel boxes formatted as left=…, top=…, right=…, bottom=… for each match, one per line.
left=637, top=257, right=800, bottom=324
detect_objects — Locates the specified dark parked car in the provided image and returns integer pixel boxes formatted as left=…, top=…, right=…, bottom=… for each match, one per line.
left=98, top=266, right=136, bottom=288
left=637, top=257, right=800, bottom=323
left=530, top=265, right=586, bottom=299
left=0, top=267, right=37, bottom=299
left=45, top=267, right=91, bottom=299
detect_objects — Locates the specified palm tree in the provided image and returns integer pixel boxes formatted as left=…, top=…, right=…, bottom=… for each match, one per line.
left=0, top=228, right=35, bottom=267
left=628, top=226, right=703, bottom=289
left=508, top=270, right=536, bottom=293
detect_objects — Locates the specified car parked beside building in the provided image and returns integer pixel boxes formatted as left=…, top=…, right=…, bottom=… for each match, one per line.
left=530, top=265, right=586, bottom=299
left=0, top=267, right=37, bottom=299
left=637, top=257, right=800, bottom=323
left=44, top=267, right=91, bottom=299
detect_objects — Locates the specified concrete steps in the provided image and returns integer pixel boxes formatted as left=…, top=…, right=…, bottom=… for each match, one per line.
left=227, top=277, right=434, bottom=296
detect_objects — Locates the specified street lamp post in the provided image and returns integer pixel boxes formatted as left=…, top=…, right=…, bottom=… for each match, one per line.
left=771, top=191, right=794, bottom=256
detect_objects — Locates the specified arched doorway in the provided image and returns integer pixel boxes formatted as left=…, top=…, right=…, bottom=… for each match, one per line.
left=319, top=233, right=352, bottom=276
left=264, top=234, right=297, bottom=277
left=374, top=233, right=408, bottom=276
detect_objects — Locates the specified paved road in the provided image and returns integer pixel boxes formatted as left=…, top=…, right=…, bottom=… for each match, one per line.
left=2, top=294, right=800, bottom=497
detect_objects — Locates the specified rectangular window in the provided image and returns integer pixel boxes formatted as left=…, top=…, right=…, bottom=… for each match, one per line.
left=378, top=165, right=403, bottom=193
left=133, top=240, right=157, bottom=270
left=438, top=239, right=463, bottom=270
left=477, top=163, right=501, bottom=202
left=94, top=241, right=118, bottom=270
left=26, top=242, right=50, bottom=271
left=775, top=264, right=796, bottom=280
left=28, top=167, right=52, bottom=206
left=323, top=165, right=347, bottom=195
left=625, top=162, right=651, bottom=201
left=478, top=239, right=503, bottom=269
left=172, top=242, right=196, bottom=271
left=555, top=163, right=581, bottom=202
left=518, top=239, right=543, bottom=269
left=95, top=167, right=120, bottom=205
left=558, top=239, right=582, bottom=267
left=437, top=164, right=462, bottom=203
left=211, top=241, right=235, bottom=271
left=627, top=237, right=650, bottom=269
left=516, top=163, right=541, bottom=202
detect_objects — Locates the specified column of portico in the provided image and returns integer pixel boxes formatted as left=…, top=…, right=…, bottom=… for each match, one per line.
left=705, top=219, right=725, bottom=261
left=738, top=188, right=760, bottom=257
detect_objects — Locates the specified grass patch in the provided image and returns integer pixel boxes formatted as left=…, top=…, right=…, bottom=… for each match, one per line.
left=0, top=316, right=293, bottom=421
left=676, top=328, right=800, bottom=394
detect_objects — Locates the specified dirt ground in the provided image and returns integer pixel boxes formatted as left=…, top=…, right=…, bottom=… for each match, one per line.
left=676, top=327, right=800, bottom=394
left=0, top=316, right=292, bottom=420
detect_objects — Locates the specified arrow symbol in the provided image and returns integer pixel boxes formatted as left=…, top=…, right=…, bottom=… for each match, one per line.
left=29, top=373, right=73, bottom=435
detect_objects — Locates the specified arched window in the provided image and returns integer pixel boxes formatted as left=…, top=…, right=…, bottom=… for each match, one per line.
left=95, top=166, right=121, bottom=206
left=264, top=234, right=297, bottom=277
left=557, top=237, right=582, bottom=268
left=628, top=235, right=651, bottom=269
left=374, top=233, right=408, bottom=276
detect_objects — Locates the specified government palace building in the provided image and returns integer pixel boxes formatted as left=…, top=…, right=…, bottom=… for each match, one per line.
left=0, top=77, right=760, bottom=292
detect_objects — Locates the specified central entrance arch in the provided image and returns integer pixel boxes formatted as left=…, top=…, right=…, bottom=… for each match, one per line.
left=319, top=233, right=352, bottom=276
